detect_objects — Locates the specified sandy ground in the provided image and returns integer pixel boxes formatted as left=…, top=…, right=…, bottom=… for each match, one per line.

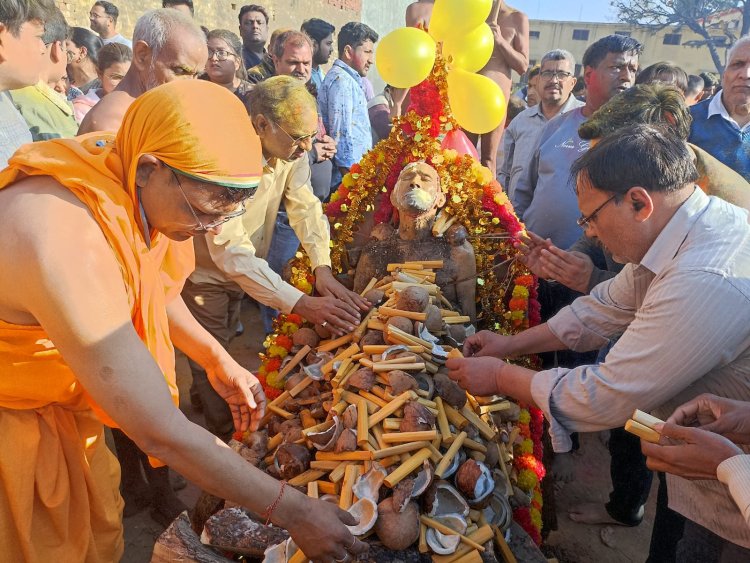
left=121, top=301, right=656, bottom=563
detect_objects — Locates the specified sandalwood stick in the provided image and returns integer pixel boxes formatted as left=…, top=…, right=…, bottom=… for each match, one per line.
left=372, top=440, right=431, bottom=460
left=267, top=432, right=284, bottom=452
left=367, top=319, right=387, bottom=331
left=360, top=277, right=377, bottom=296
left=268, top=390, right=291, bottom=408
left=404, top=260, right=443, bottom=268
left=279, top=345, right=312, bottom=379
left=444, top=316, right=472, bottom=324
left=492, top=524, right=518, bottom=563
left=288, top=469, right=326, bottom=487
left=435, top=431, right=467, bottom=478
left=328, top=461, right=353, bottom=483
left=371, top=423, right=387, bottom=450
left=380, top=430, right=438, bottom=444
left=358, top=390, right=388, bottom=408
left=309, top=460, right=340, bottom=471
left=288, top=549, right=307, bottom=563
left=307, top=480, right=319, bottom=499
left=317, top=450, right=373, bottom=461
left=288, top=376, right=314, bottom=398
left=435, top=397, right=453, bottom=445
left=362, top=345, right=422, bottom=354
left=373, top=362, right=426, bottom=372
left=461, top=405, right=496, bottom=440
left=420, top=515, right=485, bottom=552
left=384, top=447, right=432, bottom=488
left=368, top=391, right=412, bottom=428
left=463, top=437, right=488, bottom=453
left=378, top=306, right=428, bottom=322
left=419, top=522, right=429, bottom=553
left=444, top=403, right=470, bottom=429
left=382, top=418, right=403, bottom=431
left=479, top=401, right=512, bottom=415
left=316, top=481, right=339, bottom=495
left=322, top=343, right=360, bottom=375
left=352, top=308, right=377, bottom=342
left=339, top=464, right=362, bottom=510
left=317, top=333, right=353, bottom=353
left=625, top=419, right=661, bottom=443
left=432, top=526, right=494, bottom=563
left=452, top=551, right=482, bottom=563
left=632, top=409, right=664, bottom=430
left=357, top=398, right=369, bottom=447
left=267, top=404, right=295, bottom=420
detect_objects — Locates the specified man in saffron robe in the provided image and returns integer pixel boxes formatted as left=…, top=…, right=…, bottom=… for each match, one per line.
left=0, top=79, right=367, bottom=563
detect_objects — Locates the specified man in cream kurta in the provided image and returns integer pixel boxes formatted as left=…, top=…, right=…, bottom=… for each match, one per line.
left=183, top=76, right=368, bottom=440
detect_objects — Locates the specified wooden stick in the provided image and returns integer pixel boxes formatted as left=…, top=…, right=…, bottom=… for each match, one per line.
left=381, top=430, right=438, bottom=444
left=371, top=423, right=387, bottom=450
left=358, top=390, right=388, bottom=408
left=329, top=461, right=354, bottom=483
left=288, top=376, right=314, bottom=398
left=387, top=325, right=434, bottom=349
left=268, top=390, right=291, bottom=408
left=372, top=440, right=432, bottom=460
left=322, top=343, right=360, bottom=375
left=427, top=443, right=443, bottom=464
left=373, top=362, right=426, bottom=372
left=316, top=450, right=373, bottom=461
left=307, top=480, right=319, bottom=499
left=444, top=316, right=472, bottom=325
left=382, top=418, right=403, bottom=431
left=444, top=403, right=470, bottom=429
left=388, top=262, right=424, bottom=272
left=362, top=345, right=422, bottom=354
left=267, top=404, right=295, bottom=420
left=316, top=480, right=339, bottom=495
left=479, top=401, right=512, bottom=415
left=432, top=526, right=494, bottom=563
left=360, top=277, right=377, bottom=296
left=267, top=432, right=284, bottom=451
left=435, top=431, right=467, bottom=478
left=420, top=515, right=485, bottom=552
left=288, top=469, right=326, bottom=487
left=451, top=551, right=482, bottom=563
left=339, top=464, right=362, bottom=510
left=317, top=333, right=353, bottom=353
left=279, top=345, right=312, bottom=379
left=435, top=397, right=453, bottom=445
left=419, top=522, right=429, bottom=553
left=461, top=405, right=496, bottom=440
left=378, top=306, right=427, bottom=322
left=632, top=409, right=664, bottom=430
left=384, top=447, right=432, bottom=488
left=392, top=281, right=439, bottom=295
left=380, top=355, right=418, bottom=365
left=288, top=549, right=307, bottom=563
left=463, top=437, right=488, bottom=453
left=309, top=460, right=340, bottom=471
left=352, top=308, right=377, bottom=343
left=368, top=391, right=412, bottom=428
left=357, top=398, right=369, bottom=447
left=404, top=260, right=443, bottom=268
left=367, top=319, right=387, bottom=331
left=492, top=525, right=517, bottom=563
left=625, top=419, right=661, bottom=443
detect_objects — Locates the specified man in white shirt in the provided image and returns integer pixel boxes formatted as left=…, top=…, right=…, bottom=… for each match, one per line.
left=89, top=1, right=131, bottom=48
left=448, top=124, right=750, bottom=561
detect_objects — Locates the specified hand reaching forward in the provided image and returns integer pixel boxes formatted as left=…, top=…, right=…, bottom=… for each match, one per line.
left=667, top=393, right=750, bottom=445
left=206, top=358, right=266, bottom=433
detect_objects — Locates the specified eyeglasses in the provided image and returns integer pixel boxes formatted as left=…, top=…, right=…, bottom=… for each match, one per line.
left=272, top=119, right=318, bottom=146
left=539, top=70, right=573, bottom=81
left=208, top=48, right=237, bottom=62
left=577, top=195, right=617, bottom=229
left=171, top=169, right=247, bottom=230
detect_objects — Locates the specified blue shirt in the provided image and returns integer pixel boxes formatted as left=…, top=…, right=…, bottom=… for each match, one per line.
left=689, top=96, right=750, bottom=183
left=310, top=66, right=325, bottom=93
left=318, top=59, right=372, bottom=187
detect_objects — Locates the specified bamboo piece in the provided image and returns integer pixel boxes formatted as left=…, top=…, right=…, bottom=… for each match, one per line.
left=492, top=525, right=518, bottom=563
left=378, top=306, right=428, bottom=322
left=367, top=319, right=387, bottom=331
left=317, top=333, right=353, bottom=353
left=358, top=357, right=375, bottom=369
left=279, top=345, right=312, bottom=379
left=388, top=262, right=423, bottom=271
left=268, top=390, right=291, bottom=408
left=331, top=357, right=353, bottom=386
left=317, top=450, right=373, bottom=461
left=299, top=409, right=316, bottom=429
left=380, top=356, right=418, bottom=365
left=380, top=430, right=438, bottom=444
left=288, top=469, right=326, bottom=487
left=307, top=480, right=318, bottom=499
left=383, top=447, right=432, bottom=488
left=357, top=398, right=369, bottom=447
left=371, top=424, right=387, bottom=450
left=468, top=451, right=486, bottom=462
left=360, top=277, right=377, bottom=296
left=378, top=455, right=400, bottom=469
left=461, top=405, right=496, bottom=440
left=440, top=309, right=460, bottom=317
left=392, top=281, right=439, bottom=295
left=373, top=362, right=426, bottom=372
left=370, top=386, right=395, bottom=403
left=432, top=526, right=494, bottom=563
left=420, top=516, right=485, bottom=552
left=368, top=391, right=413, bottom=428
left=435, top=431, right=467, bottom=478
left=387, top=325, right=434, bottom=349
left=417, top=397, right=437, bottom=409
left=267, top=404, right=295, bottom=420
left=625, top=419, right=661, bottom=443
left=435, top=397, right=453, bottom=445
left=339, top=464, right=362, bottom=510
left=427, top=443, right=443, bottom=464
left=444, top=316, right=472, bottom=325
left=358, top=390, right=388, bottom=408
left=479, top=401, right=512, bottom=415
left=288, top=376, right=314, bottom=398
left=451, top=551, right=482, bottom=563
left=404, top=260, right=443, bottom=269
left=419, top=522, right=429, bottom=553
left=382, top=418, right=403, bottom=431
left=444, top=404, right=470, bottom=429
left=337, top=365, right=358, bottom=389
left=322, top=343, right=360, bottom=375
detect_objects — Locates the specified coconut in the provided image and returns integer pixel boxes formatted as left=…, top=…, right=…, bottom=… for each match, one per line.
left=455, top=460, right=494, bottom=507
left=314, top=323, right=331, bottom=339
left=425, top=514, right=467, bottom=555
left=278, top=419, right=304, bottom=443
left=424, top=304, right=444, bottom=333
left=292, top=327, right=320, bottom=349
left=400, top=400, right=436, bottom=433
left=422, top=480, right=470, bottom=518
left=347, top=368, right=376, bottom=392
left=334, top=428, right=358, bottom=453
left=347, top=498, right=378, bottom=536
left=374, top=498, right=420, bottom=550
left=360, top=329, right=386, bottom=346
left=341, top=404, right=358, bottom=430
left=448, top=324, right=467, bottom=343
left=274, top=443, right=310, bottom=480
left=384, top=316, right=414, bottom=343
left=388, top=370, right=418, bottom=395
left=395, top=286, right=430, bottom=313
left=363, top=288, right=385, bottom=307
left=434, top=371, right=467, bottom=409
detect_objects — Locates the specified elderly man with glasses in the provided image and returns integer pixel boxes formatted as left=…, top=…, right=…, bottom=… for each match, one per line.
left=184, top=76, right=370, bottom=442
left=10, top=5, right=78, bottom=140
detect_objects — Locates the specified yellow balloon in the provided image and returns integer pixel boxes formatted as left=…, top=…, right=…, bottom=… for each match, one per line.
left=376, top=27, right=436, bottom=89
left=443, top=23, right=494, bottom=73
left=447, top=69, right=507, bottom=134
left=430, top=0, right=493, bottom=42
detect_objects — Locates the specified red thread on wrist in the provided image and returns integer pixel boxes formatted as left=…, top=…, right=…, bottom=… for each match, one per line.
left=263, top=480, right=287, bottom=525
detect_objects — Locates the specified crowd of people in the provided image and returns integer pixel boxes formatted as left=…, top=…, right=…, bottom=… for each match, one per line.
left=0, top=0, right=748, bottom=562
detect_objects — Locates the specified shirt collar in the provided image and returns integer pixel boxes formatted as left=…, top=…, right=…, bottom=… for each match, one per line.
left=707, top=91, right=750, bottom=131
left=332, top=59, right=361, bottom=82
left=639, top=187, right=708, bottom=275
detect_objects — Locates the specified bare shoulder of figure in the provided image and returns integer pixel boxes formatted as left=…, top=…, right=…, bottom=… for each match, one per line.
left=0, top=176, right=130, bottom=329
left=78, top=92, right=131, bottom=135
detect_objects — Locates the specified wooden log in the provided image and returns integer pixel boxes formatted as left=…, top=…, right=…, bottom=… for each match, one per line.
left=152, top=511, right=234, bottom=562
left=197, top=508, right=291, bottom=558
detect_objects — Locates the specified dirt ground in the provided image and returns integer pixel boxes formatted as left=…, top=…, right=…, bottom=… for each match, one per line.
left=121, top=301, right=656, bottom=563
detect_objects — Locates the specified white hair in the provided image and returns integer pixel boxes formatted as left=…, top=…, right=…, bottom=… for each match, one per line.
left=132, top=8, right=204, bottom=61
left=727, top=35, right=750, bottom=65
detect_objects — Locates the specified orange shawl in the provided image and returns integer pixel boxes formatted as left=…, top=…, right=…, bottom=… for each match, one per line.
left=0, top=80, right=262, bottom=562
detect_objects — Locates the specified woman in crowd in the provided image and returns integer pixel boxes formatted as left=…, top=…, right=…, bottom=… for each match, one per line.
left=72, top=42, right=132, bottom=123
left=204, top=29, right=253, bottom=99
left=66, top=27, right=103, bottom=92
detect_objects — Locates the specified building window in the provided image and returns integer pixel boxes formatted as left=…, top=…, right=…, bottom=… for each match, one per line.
left=529, top=30, right=540, bottom=39
left=663, top=33, right=681, bottom=45
left=615, top=30, right=631, bottom=37
left=572, top=29, right=590, bottom=41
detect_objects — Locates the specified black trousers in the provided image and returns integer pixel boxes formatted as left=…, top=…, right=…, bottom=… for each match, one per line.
left=647, top=472, right=687, bottom=563
left=605, top=427, right=654, bottom=526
